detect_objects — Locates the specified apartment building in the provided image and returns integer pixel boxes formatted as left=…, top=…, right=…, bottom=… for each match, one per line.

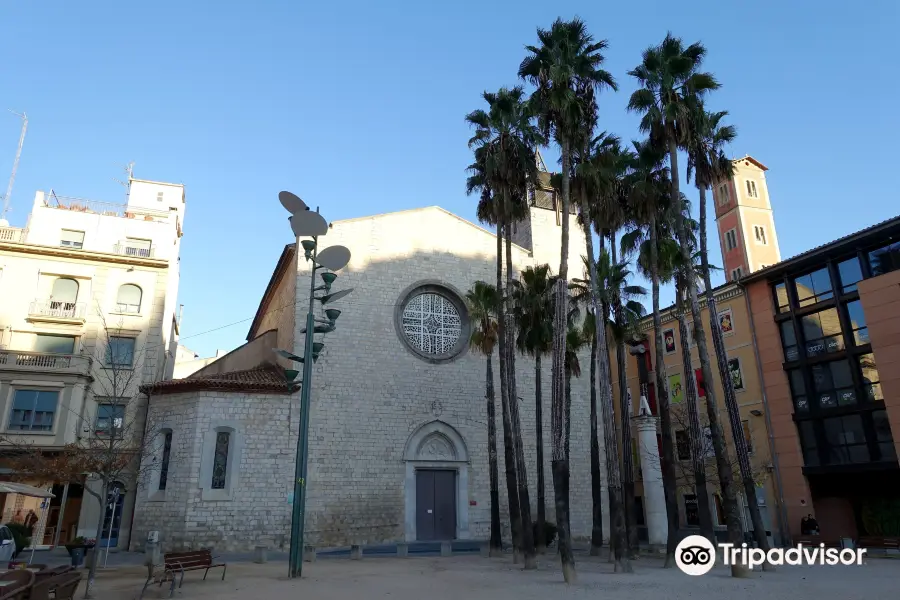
left=0, top=178, right=184, bottom=549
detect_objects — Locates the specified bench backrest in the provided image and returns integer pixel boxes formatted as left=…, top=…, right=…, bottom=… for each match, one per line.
left=164, top=550, right=213, bottom=569
left=0, top=570, right=35, bottom=600
left=27, top=573, right=71, bottom=600
left=52, top=573, right=83, bottom=600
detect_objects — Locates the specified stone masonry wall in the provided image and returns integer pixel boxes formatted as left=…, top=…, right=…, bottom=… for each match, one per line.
left=298, top=207, right=608, bottom=546
left=131, top=390, right=299, bottom=552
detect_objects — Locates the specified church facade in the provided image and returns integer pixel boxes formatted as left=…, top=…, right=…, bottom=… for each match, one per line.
left=131, top=196, right=611, bottom=552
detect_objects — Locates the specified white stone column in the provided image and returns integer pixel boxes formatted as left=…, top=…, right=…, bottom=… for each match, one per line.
left=634, top=410, right=667, bottom=550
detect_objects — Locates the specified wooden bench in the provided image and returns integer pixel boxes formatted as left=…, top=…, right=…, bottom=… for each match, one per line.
left=857, top=536, right=900, bottom=550
left=28, top=572, right=82, bottom=600
left=794, top=535, right=841, bottom=548
left=141, top=549, right=226, bottom=599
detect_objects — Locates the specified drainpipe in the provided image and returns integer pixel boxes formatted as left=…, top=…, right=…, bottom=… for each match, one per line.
left=744, top=288, right=791, bottom=547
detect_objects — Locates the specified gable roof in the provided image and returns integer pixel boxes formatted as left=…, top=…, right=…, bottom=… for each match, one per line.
left=141, top=364, right=295, bottom=396
left=247, top=244, right=296, bottom=341
left=734, top=155, right=768, bottom=171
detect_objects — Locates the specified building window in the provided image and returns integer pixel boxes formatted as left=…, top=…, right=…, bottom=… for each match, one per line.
left=872, top=410, right=896, bottom=461
left=718, top=309, right=734, bottom=335
left=34, top=334, right=76, bottom=354
left=788, top=369, right=809, bottom=413
left=745, top=180, right=758, bottom=198
left=858, top=353, right=882, bottom=402
left=801, top=307, right=844, bottom=357
left=675, top=430, right=691, bottom=461
left=728, top=358, right=744, bottom=391
left=211, top=431, right=230, bottom=489
left=401, top=292, right=462, bottom=356
left=701, top=426, right=715, bottom=458
left=106, top=336, right=135, bottom=367
left=811, top=359, right=855, bottom=409
left=868, top=240, right=900, bottom=277
left=774, top=282, right=790, bottom=313
left=159, top=430, right=172, bottom=491
left=837, top=257, right=863, bottom=293
left=742, top=420, right=753, bottom=454
left=95, top=403, right=125, bottom=436
left=731, top=267, right=743, bottom=281
left=8, top=390, right=58, bottom=432
left=50, top=277, right=79, bottom=307
left=156, top=192, right=164, bottom=202
left=798, top=421, right=819, bottom=466
left=719, top=183, right=731, bottom=205
left=121, top=238, right=152, bottom=258
left=724, top=229, right=738, bottom=251
left=780, top=321, right=799, bottom=362
left=845, top=300, right=869, bottom=345
left=823, top=414, right=869, bottom=464
left=116, top=284, right=143, bottom=313
left=60, top=229, right=85, bottom=249
left=753, top=225, right=768, bottom=245
left=794, top=268, right=833, bottom=307
left=714, top=495, right=727, bottom=525
left=684, top=494, right=700, bottom=526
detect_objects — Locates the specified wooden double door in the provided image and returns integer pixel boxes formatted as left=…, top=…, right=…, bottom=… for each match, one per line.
left=415, top=469, right=456, bottom=541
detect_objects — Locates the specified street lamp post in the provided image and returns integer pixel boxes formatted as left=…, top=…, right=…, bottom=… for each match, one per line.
left=276, top=192, right=352, bottom=579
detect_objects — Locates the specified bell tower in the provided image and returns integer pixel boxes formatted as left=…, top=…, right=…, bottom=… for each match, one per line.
left=713, top=155, right=782, bottom=282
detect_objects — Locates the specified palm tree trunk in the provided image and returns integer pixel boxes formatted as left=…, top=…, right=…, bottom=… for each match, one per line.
left=580, top=213, right=630, bottom=573
left=487, top=354, right=503, bottom=556
left=669, top=138, right=748, bottom=577
left=675, top=297, right=715, bottom=541
left=505, top=222, right=537, bottom=569
left=589, top=334, right=604, bottom=555
left=496, top=222, right=522, bottom=562
left=565, top=366, right=573, bottom=538
left=551, top=141, right=575, bottom=583
left=535, top=354, right=547, bottom=553
left=649, top=210, right=680, bottom=567
left=698, top=186, right=771, bottom=562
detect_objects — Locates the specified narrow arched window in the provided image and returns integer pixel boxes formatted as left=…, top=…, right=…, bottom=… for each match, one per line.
left=51, top=278, right=78, bottom=303
left=116, top=284, right=142, bottom=313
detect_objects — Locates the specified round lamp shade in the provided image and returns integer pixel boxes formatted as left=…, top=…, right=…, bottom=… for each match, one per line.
left=279, top=191, right=308, bottom=214
left=316, top=245, right=351, bottom=271
left=289, top=211, right=328, bottom=237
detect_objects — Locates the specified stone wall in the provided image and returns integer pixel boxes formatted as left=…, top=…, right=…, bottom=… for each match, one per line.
left=130, top=389, right=299, bottom=552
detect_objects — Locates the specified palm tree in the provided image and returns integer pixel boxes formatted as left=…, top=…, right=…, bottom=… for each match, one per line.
left=520, top=18, right=618, bottom=580
left=621, top=139, right=682, bottom=566
left=630, top=210, right=717, bottom=543
left=465, top=281, right=503, bottom=556
left=687, top=107, right=771, bottom=559
left=511, top=264, right=556, bottom=553
left=466, top=86, right=543, bottom=568
left=466, top=142, right=523, bottom=561
left=628, top=34, right=749, bottom=577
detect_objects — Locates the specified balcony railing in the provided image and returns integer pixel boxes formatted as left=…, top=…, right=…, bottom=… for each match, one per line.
left=0, top=350, right=92, bottom=372
left=28, top=300, right=87, bottom=320
left=0, top=226, right=25, bottom=243
left=113, top=243, right=155, bottom=258
left=44, top=194, right=170, bottom=221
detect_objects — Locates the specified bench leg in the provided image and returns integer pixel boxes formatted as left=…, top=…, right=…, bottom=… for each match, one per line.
left=179, top=570, right=186, bottom=589
left=169, top=576, right=177, bottom=598
left=203, top=567, right=209, bottom=581
left=222, top=565, right=227, bottom=581
left=140, top=578, right=152, bottom=599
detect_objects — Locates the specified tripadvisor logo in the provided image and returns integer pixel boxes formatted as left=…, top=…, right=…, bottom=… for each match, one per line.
left=675, top=535, right=867, bottom=576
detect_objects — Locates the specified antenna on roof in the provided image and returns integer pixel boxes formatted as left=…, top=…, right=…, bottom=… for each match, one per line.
left=535, top=149, right=548, bottom=173
left=112, top=162, right=135, bottom=203
left=1, top=110, right=28, bottom=225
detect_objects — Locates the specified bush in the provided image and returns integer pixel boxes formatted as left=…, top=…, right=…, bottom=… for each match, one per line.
left=532, top=521, right=558, bottom=546
left=4, top=523, right=32, bottom=558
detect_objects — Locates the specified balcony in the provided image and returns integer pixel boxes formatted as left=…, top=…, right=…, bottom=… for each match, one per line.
left=43, top=194, right=170, bottom=222
left=113, top=242, right=155, bottom=258
left=0, top=226, right=25, bottom=243
left=27, top=300, right=87, bottom=324
left=0, top=350, right=92, bottom=374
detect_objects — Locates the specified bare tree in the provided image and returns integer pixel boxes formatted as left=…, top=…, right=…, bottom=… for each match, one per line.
left=2, top=312, right=163, bottom=598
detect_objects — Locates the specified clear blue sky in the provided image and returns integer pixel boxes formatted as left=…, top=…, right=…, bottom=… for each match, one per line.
left=2, top=1, right=897, bottom=357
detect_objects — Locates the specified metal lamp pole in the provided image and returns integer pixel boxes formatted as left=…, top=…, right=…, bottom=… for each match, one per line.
left=288, top=237, right=319, bottom=578
left=278, top=193, right=352, bottom=579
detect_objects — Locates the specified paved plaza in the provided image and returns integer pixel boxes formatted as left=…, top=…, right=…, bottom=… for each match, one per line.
left=83, top=552, right=895, bottom=600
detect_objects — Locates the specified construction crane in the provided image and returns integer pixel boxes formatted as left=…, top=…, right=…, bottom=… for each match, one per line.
left=0, top=110, right=28, bottom=226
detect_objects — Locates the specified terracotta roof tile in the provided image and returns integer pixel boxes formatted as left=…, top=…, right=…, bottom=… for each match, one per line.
left=141, top=365, right=295, bottom=396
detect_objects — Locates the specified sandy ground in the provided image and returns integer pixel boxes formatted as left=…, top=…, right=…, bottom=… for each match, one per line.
left=84, top=553, right=897, bottom=600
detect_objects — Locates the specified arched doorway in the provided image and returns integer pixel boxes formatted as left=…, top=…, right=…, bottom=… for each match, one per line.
left=403, top=420, right=469, bottom=542
left=99, top=482, right=125, bottom=548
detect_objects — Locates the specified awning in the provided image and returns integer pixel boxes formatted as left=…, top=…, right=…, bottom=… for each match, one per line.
left=0, top=482, right=54, bottom=498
